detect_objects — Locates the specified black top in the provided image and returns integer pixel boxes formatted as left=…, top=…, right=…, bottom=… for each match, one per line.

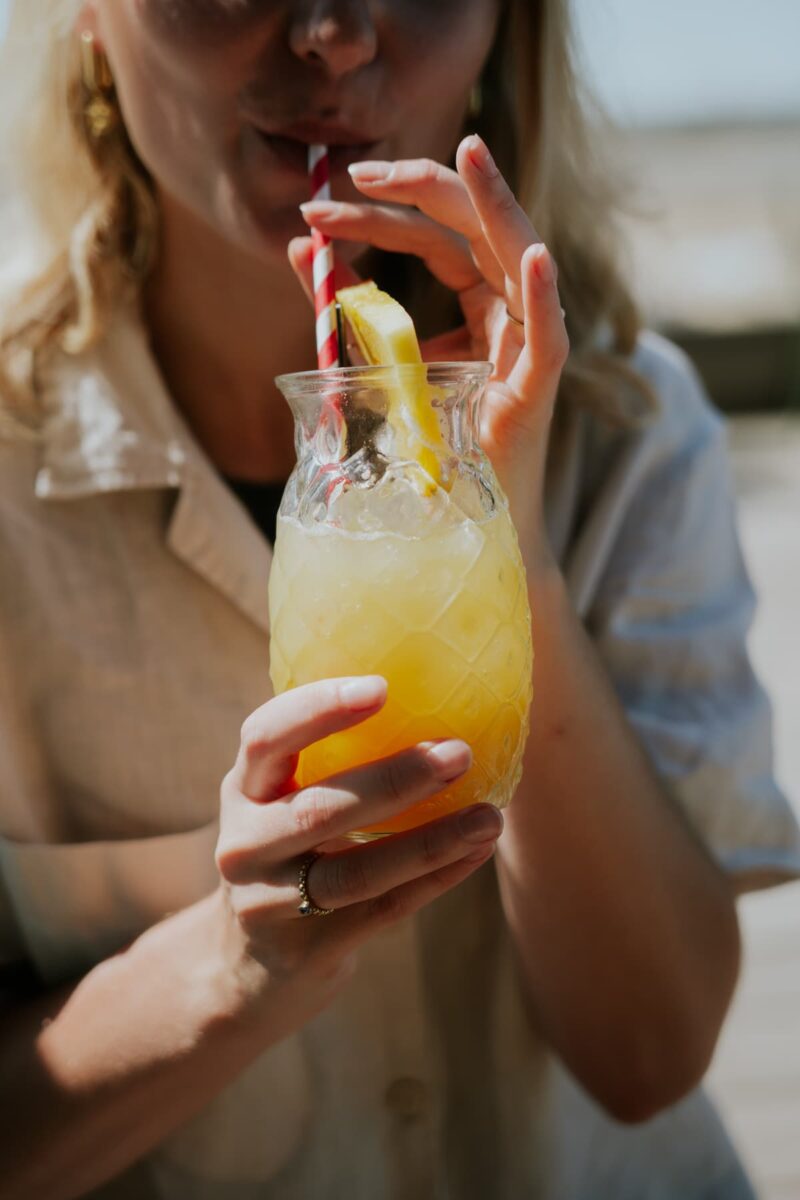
left=226, top=478, right=288, bottom=546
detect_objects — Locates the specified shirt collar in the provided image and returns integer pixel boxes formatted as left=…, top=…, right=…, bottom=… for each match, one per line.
left=35, top=306, right=272, bottom=634
left=35, top=306, right=191, bottom=500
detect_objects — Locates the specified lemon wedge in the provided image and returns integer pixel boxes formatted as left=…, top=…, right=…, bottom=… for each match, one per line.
left=336, top=281, right=448, bottom=490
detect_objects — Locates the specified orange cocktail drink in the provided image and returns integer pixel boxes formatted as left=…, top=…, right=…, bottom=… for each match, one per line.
left=269, top=495, right=531, bottom=836
left=268, top=302, right=532, bottom=838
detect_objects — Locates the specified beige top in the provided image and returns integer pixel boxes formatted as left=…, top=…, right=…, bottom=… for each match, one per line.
left=1, top=310, right=797, bottom=1199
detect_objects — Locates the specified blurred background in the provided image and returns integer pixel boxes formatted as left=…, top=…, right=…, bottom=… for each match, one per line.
left=574, top=4, right=800, bottom=1197
left=574, top=0, right=800, bottom=412
left=1, top=0, right=798, bottom=1195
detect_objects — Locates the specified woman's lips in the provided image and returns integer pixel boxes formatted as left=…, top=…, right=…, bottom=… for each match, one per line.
left=254, top=129, right=382, bottom=175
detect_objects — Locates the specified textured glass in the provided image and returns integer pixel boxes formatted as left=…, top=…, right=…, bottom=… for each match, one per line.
left=269, top=364, right=532, bottom=837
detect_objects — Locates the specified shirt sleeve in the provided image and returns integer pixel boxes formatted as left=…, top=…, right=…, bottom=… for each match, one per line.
left=586, top=349, right=800, bottom=892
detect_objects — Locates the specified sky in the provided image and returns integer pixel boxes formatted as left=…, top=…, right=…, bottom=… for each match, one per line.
left=1, top=0, right=798, bottom=127
left=571, top=0, right=800, bottom=125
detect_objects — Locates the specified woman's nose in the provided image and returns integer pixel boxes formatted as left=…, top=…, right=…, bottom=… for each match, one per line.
left=289, top=0, right=378, bottom=79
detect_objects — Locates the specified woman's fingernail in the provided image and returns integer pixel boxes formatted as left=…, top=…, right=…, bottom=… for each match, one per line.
left=348, top=161, right=392, bottom=183
left=534, top=244, right=554, bottom=285
left=339, top=677, right=387, bottom=710
left=299, top=200, right=337, bottom=219
left=424, top=740, right=472, bottom=780
left=458, top=805, right=503, bottom=844
left=467, top=134, right=498, bottom=178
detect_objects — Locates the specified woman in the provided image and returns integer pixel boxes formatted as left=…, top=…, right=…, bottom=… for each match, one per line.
left=0, top=2, right=797, bottom=1197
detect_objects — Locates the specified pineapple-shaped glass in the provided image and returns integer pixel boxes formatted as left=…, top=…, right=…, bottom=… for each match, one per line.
left=268, top=363, right=532, bottom=838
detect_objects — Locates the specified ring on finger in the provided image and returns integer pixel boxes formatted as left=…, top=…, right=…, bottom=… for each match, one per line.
left=298, top=852, right=334, bottom=917
left=505, top=305, right=567, bottom=327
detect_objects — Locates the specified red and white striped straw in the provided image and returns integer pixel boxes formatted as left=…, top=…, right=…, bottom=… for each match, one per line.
left=308, top=144, right=340, bottom=370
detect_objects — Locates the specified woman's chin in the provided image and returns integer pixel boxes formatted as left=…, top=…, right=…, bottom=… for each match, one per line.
left=225, top=203, right=313, bottom=265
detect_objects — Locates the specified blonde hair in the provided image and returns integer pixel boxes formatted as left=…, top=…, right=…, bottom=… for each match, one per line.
left=0, top=0, right=644, bottom=437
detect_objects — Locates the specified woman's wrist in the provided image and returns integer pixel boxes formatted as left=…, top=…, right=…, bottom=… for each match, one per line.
left=139, top=887, right=274, bottom=1044
left=500, top=463, right=556, bottom=581
left=513, top=506, right=560, bottom=583
left=197, top=887, right=274, bottom=1026
left=196, top=887, right=340, bottom=1046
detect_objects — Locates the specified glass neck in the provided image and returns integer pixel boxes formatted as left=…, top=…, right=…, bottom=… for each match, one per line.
left=276, top=363, right=492, bottom=466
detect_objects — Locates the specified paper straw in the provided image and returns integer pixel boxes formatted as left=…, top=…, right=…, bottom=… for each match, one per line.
left=308, top=144, right=340, bottom=370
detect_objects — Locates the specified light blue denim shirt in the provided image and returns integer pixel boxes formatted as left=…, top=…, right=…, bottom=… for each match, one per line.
left=0, top=312, right=797, bottom=1198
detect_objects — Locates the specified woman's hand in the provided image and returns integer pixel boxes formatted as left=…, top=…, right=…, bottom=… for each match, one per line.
left=289, top=134, right=569, bottom=566
left=216, top=676, right=502, bottom=1020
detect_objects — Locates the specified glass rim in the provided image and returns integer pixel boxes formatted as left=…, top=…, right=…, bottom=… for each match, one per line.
left=275, top=361, right=493, bottom=391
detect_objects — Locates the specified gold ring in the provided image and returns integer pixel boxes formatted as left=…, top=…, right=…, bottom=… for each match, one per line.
left=506, top=305, right=566, bottom=326
left=298, top=853, right=334, bottom=917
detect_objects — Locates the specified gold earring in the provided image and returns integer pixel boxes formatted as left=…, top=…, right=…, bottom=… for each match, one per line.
left=80, top=30, right=120, bottom=142
left=468, top=81, right=483, bottom=121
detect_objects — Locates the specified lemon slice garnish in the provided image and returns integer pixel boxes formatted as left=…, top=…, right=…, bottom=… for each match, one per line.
left=336, top=281, right=448, bottom=489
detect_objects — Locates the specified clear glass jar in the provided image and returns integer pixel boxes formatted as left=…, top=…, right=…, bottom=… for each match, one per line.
left=268, top=364, right=532, bottom=838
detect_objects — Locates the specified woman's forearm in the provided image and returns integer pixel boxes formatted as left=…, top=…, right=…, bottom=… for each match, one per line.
left=0, top=889, right=290, bottom=1200
left=497, top=564, right=741, bottom=1123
